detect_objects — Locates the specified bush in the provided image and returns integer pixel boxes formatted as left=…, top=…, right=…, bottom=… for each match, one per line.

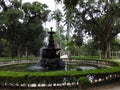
left=78, top=77, right=91, bottom=88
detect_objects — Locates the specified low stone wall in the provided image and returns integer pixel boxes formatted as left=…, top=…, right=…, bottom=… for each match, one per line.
left=63, top=58, right=117, bottom=67
left=0, top=59, right=116, bottom=68
left=0, top=60, right=38, bottom=66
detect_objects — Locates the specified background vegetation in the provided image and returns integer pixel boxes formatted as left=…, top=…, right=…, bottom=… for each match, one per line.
left=0, top=0, right=120, bottom=60
left=0, top=0, right=50, bottom=58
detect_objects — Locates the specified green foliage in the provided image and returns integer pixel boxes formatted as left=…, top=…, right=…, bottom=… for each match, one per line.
left=0, top=0, right=50, bottom=57
left=0, top=39, right=9, bottom=57
left=72, top=32, right=83, bottom=47
left=64, top=0, right=78, bottom=8
left=80, top=39, right=99, bottom=56
left=52, top=9, right=63, bottom=22
left=0, top=58, right=119, bottom=87
left=78, top=77, right=90, bottom=87
left=22, top=2, right=31, bottom=14
left=112, top=38, right=120, bottom=51
left=0, top=66, right=120, bottom=86
left=11, top=0, right=21, bottom=8
left=5, top=9, right=23, bottom=22
left=62, top=0, right=120, bottom=59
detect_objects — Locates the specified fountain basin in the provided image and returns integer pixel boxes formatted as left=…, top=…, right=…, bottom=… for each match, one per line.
left=0, top=62, right=103, bottom=72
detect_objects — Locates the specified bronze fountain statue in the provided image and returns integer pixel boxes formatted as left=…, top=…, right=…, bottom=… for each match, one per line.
left=38, top=27, right=65, bottom=71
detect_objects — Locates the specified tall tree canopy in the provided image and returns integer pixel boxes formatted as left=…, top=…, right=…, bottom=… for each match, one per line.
left=56, top=0, right=120, bottom=59
left=0, top=0, right=50, bottom=57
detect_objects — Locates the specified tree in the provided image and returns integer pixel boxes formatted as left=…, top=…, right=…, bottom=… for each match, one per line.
left=22, top=1, right=50, bottom=57
left=0, top=38, right=9, bottom=57
left=51, top=9, right=63, bottom=47
left=0, top=0, right=24, bottom=57
left=72, top=29, right=83, bottom=47
left=0, top=0, right=50, bottom=58
left=112, top=38, right=120, bottom=51
left=57, top=0, right=120, bottom=59
left=80, top=39, right=98, bottom=56
left=55, top=0, right=82, bottom=56
left=78, top=0, right=120, bottom=58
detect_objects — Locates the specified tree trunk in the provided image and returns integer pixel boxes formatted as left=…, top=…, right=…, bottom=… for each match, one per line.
left=17, top=44, right=21, bottom=59
left=9, top=41, right=15, bottom=58
left=25, top=47, right=28, bottom=58
left=101, top=41, right=111, bottom=59
left=67, top=21, right=71, bottom=57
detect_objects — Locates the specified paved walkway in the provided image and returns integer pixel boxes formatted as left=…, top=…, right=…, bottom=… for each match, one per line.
left=87, top=81, right=120, bottom=90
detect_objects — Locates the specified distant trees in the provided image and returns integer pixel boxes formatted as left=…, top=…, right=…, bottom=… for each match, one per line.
left=77, top=0, right=120, bottom=59
left=0, top=0, right=50, bottom=58
left=55, top=0, right=120, bottom=59
left=1, top=0, right=120, bottom=59
left=51, top=9, right=63, bottom=47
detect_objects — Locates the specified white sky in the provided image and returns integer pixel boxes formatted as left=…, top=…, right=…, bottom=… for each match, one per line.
left=22, top=0, right=56, bottom=11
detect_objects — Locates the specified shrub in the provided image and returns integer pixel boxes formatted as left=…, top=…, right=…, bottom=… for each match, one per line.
left=78, top=76, right=91, bottom=88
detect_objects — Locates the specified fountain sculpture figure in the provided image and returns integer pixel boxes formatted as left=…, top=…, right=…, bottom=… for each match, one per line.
left=38, top=27, right=65, bottom=71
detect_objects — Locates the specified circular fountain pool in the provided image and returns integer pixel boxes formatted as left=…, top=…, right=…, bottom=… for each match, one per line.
left=0, top=62, right=102, bottom=72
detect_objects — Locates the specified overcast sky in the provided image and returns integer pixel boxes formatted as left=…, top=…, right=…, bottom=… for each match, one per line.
left=23, top=0, right=56, bottom=11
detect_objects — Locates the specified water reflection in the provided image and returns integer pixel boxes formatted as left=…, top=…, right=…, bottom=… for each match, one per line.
left=27, top=62, right=99, bottom=71
left=65, top=63, right=97, bottom=71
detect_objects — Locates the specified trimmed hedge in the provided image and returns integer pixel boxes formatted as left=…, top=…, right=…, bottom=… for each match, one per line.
left=0, top=66, right=119, bottom=87
left=78, top=77, right=91, bottom=88
left=0, top=59, right=119, bottom=87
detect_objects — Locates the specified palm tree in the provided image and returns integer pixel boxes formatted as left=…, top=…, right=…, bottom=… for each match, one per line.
left=51, top=9, right=63, bottom=47
left=54, top=0, right=78, bottom=57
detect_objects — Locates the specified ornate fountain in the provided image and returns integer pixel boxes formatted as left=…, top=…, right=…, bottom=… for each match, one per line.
left=37, top=27, right=65, bottom=71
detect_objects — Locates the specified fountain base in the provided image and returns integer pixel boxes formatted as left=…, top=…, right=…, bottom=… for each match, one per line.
left=37, top=58, right=65, bottom=71
left=35, top=27, right=65, bottom=71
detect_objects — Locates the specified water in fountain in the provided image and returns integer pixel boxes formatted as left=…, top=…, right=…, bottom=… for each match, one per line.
left=27, top=27, right=65, bottom=71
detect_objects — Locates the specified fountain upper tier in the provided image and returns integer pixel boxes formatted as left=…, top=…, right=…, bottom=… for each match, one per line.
left=47, top=27, right=59, bottom=49
left=39, top=27, right=65, bottom=70
left=42, top=27, right=61, bottom=59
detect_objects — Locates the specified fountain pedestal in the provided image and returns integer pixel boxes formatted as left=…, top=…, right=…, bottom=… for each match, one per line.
left=38, top=27, right=65, bottom=71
